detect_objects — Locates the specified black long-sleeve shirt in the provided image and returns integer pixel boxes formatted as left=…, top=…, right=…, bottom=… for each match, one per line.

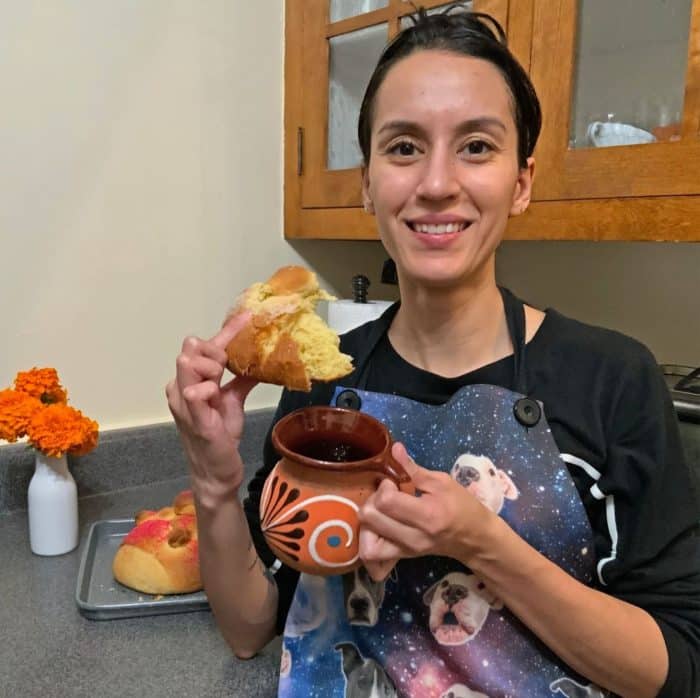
left=244, top=298, right=700, bottom=696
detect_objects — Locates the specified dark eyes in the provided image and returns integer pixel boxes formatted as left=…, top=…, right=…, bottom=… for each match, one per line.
left=387, top=140, right=418, bottom=157
left=465, top=140, right=491, bottom=156
left=488, top=468, right=496, bottom=476
left=386, top=138, right=493, bottom=158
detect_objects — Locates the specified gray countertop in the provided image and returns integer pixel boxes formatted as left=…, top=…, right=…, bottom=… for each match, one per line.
left=1, top=402, right=696, bottom=697
left=0, top=476, right=282, bottom=698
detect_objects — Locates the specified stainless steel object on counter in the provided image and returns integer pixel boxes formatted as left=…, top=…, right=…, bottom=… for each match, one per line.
left=76, top=519, right=209, bottom=620
left=661, top=365, right=700, bottom=423
left=661, top=365, right=700, bottom=479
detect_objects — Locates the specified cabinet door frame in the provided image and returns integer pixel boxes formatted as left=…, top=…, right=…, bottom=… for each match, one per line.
left=530, top=0, right=700, bottom=201
left=297, top=0, right=510, bottom=212
left=285, top=0, right=700, bottom=240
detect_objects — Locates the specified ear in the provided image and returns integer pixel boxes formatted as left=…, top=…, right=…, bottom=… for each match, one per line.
left=497, top=469, right=519, bottom=501
left=509, top=156, right=535, bottom=217
left=422, top=581, right=439, bottom=606
left=341, top=570, right=355, bottom=595
left=335, top=642, right=363, bottom=676
left=361, top=164, right=374, bottom=214
left=474, top=577, right=503, bottom=608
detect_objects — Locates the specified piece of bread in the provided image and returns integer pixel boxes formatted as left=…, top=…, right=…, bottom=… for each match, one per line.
left=225, top=266, right=354, bottom=392
left=112, top=490, right=201, bottom=595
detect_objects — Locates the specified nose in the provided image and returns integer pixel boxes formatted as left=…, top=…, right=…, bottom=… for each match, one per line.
left=415, top=145, right=461, bottom=201
left=443, top=586, right=467, bottom=605
left=457, top=465, right=480, bottom=486
left=350, top=596, right=369, bottom=614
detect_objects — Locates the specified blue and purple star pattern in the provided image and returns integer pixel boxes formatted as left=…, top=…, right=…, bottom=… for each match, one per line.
left=278, top=384, right=597, bottom=698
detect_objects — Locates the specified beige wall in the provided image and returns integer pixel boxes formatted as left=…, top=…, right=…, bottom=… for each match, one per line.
left=496, top=241, right=700, bottom=367
left=312, top=239, right=700, bottom=369
left=1, top=3, right=697, bottom=433
left=0, top=1, right=392, bottom=431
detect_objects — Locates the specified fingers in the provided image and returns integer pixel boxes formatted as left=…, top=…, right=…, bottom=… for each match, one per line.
left=165, top=378, right=182, bottom=422
left=366, top=476, right=425, bottom=529
left=391, top=441, right=415, bottom=471
left=391, top=441, right=431, bottom=490
left=173, top=308, right=250, bottom=391
left=363, top=559, right=397, bottom=583
left=172, top=353, right=222, bottom=427
left=211, top=310, right=252, bottom=350
left=172, top=309, right=252, bottom=399
left=178, top=379, right=220, bottom=435
left=165, top=311, right=257, bottom=480
left=179, top=353, right=226, bottom=387
left=359, top=528, right=401, bottom=582
left=359, top=480, right=422, bottom=544
left=360, top=527, right=402, bottom=559
left=222, top=374, right=259, bottom=405
left=169, top=344, right=226, bottom=430
left=182, top=380, right=220, bottom=405
left=181, top=333, right=230, bottom=364
left=174, top=340, right=220, bottom=402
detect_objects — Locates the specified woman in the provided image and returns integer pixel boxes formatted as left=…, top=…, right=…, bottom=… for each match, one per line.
left=167, top=7, right=700, bottom=697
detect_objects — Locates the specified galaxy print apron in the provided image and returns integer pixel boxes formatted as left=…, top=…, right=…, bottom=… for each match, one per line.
left=277, top=290, right=607, bottom=698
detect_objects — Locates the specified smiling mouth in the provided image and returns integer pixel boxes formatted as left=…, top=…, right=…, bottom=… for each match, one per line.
left=407, top=221, right=469, bottom=235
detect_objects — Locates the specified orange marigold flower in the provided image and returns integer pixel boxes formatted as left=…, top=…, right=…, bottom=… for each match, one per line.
left=27, top=404, right=99, bottom=458
left=0, top=389, right=43, bottom=442
left=14, top=367, right=68, bottom=405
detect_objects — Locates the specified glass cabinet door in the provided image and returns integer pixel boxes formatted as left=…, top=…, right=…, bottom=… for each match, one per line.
left=329, top=0, right=389, bottom=23
left=570, top=0, right=693, bottom=150
left=530, top=0, right=700, bottom=201
left=327, top=23, right=388, bottom=170
left=300, top=0, right=509, bottom=210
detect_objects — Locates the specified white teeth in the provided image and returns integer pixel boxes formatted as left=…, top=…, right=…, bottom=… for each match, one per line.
left=413, top=222, right=466, bottom=234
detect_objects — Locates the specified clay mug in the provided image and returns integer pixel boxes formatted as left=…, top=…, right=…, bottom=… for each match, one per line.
left=262, top=406, right=414, bottom=576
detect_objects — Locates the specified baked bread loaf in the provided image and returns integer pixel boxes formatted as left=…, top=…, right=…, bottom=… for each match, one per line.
left=112, top=490, right=202, bottom=595
left=225, top=265, right=354, bottom=392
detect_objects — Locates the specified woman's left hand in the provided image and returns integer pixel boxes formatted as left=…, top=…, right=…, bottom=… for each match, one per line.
left=358, top=442, right=495, bottom=581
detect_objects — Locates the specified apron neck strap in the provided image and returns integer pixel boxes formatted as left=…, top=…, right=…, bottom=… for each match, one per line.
left=351, top=289, right=528, bottom=395
left=499, top=286, right=528, bottom=395
left=352, top=302, right=400, bottom=390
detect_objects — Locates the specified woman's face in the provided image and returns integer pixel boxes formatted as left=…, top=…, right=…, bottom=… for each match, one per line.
left=363, top=50, right=534, bottom=290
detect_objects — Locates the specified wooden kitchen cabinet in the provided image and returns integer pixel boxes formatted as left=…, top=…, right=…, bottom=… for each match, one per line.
left=285, top=0, right=700, bottom=241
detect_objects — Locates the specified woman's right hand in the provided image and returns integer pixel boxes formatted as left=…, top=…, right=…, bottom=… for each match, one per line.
left=166, top=312, right=259, bottom=497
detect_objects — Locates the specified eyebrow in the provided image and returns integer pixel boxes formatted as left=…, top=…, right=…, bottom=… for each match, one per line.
left=377, top=117, right=507, bottom=138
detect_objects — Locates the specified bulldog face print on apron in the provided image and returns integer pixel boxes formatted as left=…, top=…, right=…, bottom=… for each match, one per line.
left=277, top=291, right=606, bottom=698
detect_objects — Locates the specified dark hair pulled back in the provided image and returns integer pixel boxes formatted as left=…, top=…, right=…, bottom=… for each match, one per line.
left=357, top=3, right=542, bottom=169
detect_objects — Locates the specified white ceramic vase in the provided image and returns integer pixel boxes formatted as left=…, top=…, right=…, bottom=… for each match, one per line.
left=27, top=451, right=79, bottom=555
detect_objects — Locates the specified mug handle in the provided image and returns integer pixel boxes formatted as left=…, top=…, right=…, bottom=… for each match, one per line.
left=381, top=449, right=416, bottom=495
left=586, top=121, right=603, bottom=146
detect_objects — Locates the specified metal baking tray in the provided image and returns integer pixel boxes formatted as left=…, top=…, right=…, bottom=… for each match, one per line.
left=75, top=519, right=209, bottom=620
